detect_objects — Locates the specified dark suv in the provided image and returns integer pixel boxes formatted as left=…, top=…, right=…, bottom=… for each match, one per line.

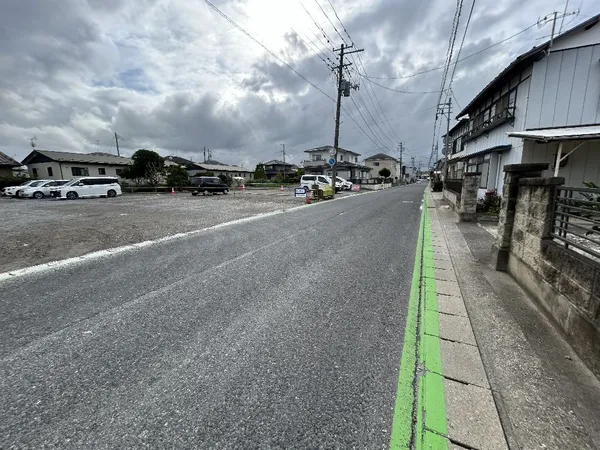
left=191, top=177, right=229, bottom=196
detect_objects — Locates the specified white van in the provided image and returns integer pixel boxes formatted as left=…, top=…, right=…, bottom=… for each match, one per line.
left=300, top=175, right=333, bottom=190
left=53, top=177, right=122, bottom=200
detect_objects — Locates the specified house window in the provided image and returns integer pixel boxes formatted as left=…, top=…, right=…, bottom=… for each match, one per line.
left=340, top=154, right=344, bottom=161
left=47, top=167, right=53, bottom=177
left=466, top=155, right=490, bottom=188
left=98, top=168, right=106, bottom=175
left=71, top=167, right=89, bottom=176
left=373, top=162, right=380, bottom=166
left=32, top=168, right=38, bottom=177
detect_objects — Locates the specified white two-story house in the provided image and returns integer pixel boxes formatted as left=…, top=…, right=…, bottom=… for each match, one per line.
left=302, top=146, right=372, bottom=181
left=446, top=13, right=600, bottom=196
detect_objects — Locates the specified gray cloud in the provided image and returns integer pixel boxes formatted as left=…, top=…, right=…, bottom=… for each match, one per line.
left=0, top=0, right=581, bottom=167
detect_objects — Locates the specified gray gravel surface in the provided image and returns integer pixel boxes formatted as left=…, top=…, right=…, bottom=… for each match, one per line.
left=0, top=185, right=425, bottom=449
left=0, top=190, right=343, bottom=273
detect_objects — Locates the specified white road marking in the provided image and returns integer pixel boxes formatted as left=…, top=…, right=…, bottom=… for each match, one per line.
left=0, top=190, right=378, bottom=284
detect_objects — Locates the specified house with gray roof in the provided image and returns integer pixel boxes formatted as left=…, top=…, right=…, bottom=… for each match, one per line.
left=0, top=151, right=22, bottom=177
left=21, top=150, right=132, bottom=180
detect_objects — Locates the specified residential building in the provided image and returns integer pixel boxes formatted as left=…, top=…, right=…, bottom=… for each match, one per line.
left=21, top=150, right=132, bottom=180
left=165, top=156, right=254, bottom=181
left=364, top=153, right=401, bottom=179
left=0, top=151, right=22, bottom=177
left=446, top=13, right=600, bottom=197
left=302, top=145, right=371, bottom=181
left=262, top=160, right=298, bottom=180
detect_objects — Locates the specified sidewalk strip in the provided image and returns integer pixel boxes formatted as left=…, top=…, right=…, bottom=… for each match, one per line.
left=389, top=194, right=449, bottom=450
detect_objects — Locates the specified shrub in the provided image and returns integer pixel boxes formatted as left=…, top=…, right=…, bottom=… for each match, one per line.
left=432, top=180, right=443, bottom=192
left=477, top=189, right=501, bottom=213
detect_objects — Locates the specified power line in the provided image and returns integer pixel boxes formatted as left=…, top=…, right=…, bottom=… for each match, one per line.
left=300, top=1, right=336, bottom=49
left=357, top=22, right=538, bottom=80
left=358, top=74, right=446, bottom=94
left=450, top=89, right=463, bottom=111
left=446, top=0, right=476, bottom=98
left=349, top=94, right=393, bottom=150
left=290, top=27, right=335, bottom=70
left=324, top=0, right=354, bottom=44
left=314, top=0, right=347, bottom=45
left=202, top=0, right=336, bottom=102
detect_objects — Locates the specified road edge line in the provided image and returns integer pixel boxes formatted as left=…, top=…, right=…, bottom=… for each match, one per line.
left=389, top=194, right=425, bottom=450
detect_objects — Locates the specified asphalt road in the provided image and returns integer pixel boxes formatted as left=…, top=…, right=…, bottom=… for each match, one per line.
left=0, top=185, right=425, bottom=449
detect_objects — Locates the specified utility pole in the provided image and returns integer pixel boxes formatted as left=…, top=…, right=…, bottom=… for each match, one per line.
left=437, top=98, right=452, bottom=182
left=398, top=142, right=404, bottom=182
left=332, top=43, right=363, bottom=197
left=203, top=147, right=206, bottom=162
left=411, top=156, right=416, bottom=181
left=114, top=133, right=120, bottom=156
left=281, top=143, right=286, bottom=182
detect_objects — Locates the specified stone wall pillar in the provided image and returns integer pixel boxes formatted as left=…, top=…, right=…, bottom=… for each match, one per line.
left=491, top=163, right=549, bottom=271
left=458, top=172, right=481, bottom=222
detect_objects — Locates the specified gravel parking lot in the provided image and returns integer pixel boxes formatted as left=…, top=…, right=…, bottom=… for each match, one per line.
left=1, top=189, right=355, bottom=273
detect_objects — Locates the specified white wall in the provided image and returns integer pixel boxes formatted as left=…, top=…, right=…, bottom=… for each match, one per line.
left=520, top=139, right=600, bottom=186
left=27, top=162, right=127, bottom=181
left=551, top=20, right=600, bottom=51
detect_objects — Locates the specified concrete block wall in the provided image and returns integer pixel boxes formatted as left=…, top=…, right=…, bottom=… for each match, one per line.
left=458, top=172, right=480, bottom=222
left=505, top=176, right=600, bottom=377
left=442, top=188, right=460, bottom=212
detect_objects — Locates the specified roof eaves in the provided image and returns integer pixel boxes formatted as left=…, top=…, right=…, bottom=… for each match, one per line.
left=456, top=13, right=600, bottom=118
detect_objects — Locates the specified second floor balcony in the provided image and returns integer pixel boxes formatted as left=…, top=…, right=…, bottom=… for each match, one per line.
left=460, top=106, right=516, bottom=145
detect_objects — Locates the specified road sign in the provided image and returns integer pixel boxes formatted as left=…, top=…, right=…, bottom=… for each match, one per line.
left=328, top=158, right=336, bottom=167
left=294, top=187, right=307, bottom=198
left=329, top=148, right=336, bottom=156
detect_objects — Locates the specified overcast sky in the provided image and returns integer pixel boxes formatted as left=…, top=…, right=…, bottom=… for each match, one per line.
left=0, top=0, right=592, bottom=168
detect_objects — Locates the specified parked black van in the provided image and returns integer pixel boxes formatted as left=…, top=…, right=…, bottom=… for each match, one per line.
left=191, top=177, right=229, bottom=196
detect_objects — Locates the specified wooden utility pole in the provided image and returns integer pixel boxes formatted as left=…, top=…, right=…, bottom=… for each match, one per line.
left=331, top=43, right=363, bottom=197
left=398, top=142, right=404, bottom=181
left=114, top=133, right=120, bottom=156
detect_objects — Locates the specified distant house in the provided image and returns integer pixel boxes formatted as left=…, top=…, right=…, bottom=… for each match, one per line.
left=165, top=156, right=254, bottom=181
left=0, top=151, right=22, bottom=177
left=21, top=150, right=132, bottom=180
left=364, top=153, right=402, bottom=179
left=445, top=13, right=600, bottom=196
left=262, top=160, right=298, bottom=180
left=302, top=146, right=371, bottom=181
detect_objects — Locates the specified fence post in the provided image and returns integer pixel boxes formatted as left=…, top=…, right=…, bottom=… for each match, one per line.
left=458, top=172, right=481, bottom=222
left=491, top=163, right=549, bottom=271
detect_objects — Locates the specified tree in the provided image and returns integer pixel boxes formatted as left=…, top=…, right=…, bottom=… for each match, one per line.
left=297, top=168, right=305, bottom=177
left=120, top=165, right=145, bottom=186
left=165, top=165, right=190, bottom=187
left=218, top=173, right=233, bottom=186
left=254, top=163, right=266, bottom=180
left=126, top=149, right=164, bottom=185
left=379, top=168, right=391, bottom=179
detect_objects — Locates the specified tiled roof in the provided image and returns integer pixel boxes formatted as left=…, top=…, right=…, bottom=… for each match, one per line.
left=304, top=145, right=361, bottom=156
left=22, top=150, right=132, bottom=166
left=0, top=151, right=21, bottom=167
left=365, top=153, right=397, bottom=161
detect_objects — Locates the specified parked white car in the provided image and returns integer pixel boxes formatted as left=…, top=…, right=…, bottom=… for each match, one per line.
left=335, top=176, right=353, bottom=190
left=53, top=177, right=122, bottom=200
left=2, top=180, right=50, bottom=197
left=300, top=175, right=341, bottom=191
left=19, top=180, right=68, bottom=199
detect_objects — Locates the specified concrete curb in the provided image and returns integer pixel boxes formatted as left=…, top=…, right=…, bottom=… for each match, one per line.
left=426, top=191, right=508, bottom=450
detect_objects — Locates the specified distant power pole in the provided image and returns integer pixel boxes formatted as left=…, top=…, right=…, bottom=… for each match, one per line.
left=331, top=43, right=363, bottom=196
left=114, top=133, right=121, bottom=156
left=398, top=142, right=404, bottom=181
left=437, top=98, right=452, bottom=181
left=203, top=147, right=206, bottom=162
left=281, top=143, right=286, bottom=182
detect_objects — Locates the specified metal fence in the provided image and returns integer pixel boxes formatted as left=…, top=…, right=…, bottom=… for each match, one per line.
left=444, top=179, right=463, bottom=195
left=552, top=186, right=600, bottom=260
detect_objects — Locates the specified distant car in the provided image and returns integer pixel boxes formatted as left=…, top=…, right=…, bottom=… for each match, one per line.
left=300, top=175, right=341, bottom=192
left=335, top=176, right=352, bottom=190
left=191, top=177, right=229, bottom=196
left=52, top=177, right=122, bottom=200
left=2, top=180, right=50, bottom=197
left=19, top=180, right=68, bottom=199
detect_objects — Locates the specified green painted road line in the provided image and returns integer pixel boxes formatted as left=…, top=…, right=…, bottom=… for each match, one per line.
left=389, top=198, right=425, bottom=450
left=420, top=198, right=448, bottom=447
left=389, top=194, right=449, bottom=450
